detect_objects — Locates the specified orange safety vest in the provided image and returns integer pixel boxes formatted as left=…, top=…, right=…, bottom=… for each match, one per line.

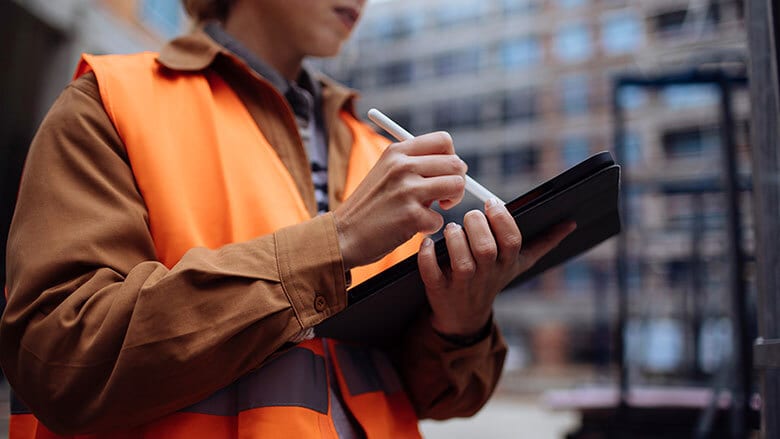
left=9, top=53, right=423, bottom=439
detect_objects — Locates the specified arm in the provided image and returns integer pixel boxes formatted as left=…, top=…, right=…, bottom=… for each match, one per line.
left=396, top=200, right=576, bottom=419
left=0, top=74, right=349, bottom=434
left=393, top=313, right=508, bottom=419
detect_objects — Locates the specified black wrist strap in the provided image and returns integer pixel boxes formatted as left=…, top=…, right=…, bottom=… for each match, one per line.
left=433, top=318, right=493, bottom=347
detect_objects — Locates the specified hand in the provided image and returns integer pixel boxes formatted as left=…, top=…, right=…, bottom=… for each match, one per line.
left=418, top=198, right=577, bottom=337
left=334, top=132, right=467, bottom=270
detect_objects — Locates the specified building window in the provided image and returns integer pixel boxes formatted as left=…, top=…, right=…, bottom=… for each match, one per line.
left=622, top=131, right=642, bottom=167
left=561, top=138, right=590, bottom=166
left=375, top=13, right=423, bottom=41
left=460, top=153, right=482, bottom=178
left=653, top=5, right=720, bottom=37
left=661, top=84, right=719, bottom=109
left=554, top=23, right=592, bottom=63
left=502, top=89, right=537, bottom=122
left=376, top=61, right=414, bottom=87
left=618, top=85, right=646, bottom=110
left=436, top=2, right=483, bottom=28
left=434, top=48, right=481, bottom=77
left=501, top=0, right=540, bottom=14
left=564, top=260, right=591, bottom=291
left=662, top=126, right=719, bottom=159
left=499, top=36, right=542, bottom=69
left=560, top=74, right=590, bottom=115
left=501, top=146, right=540, bottom=177
left=601, top=11, right=644, bottom=55
left=433, top=98, right=482, bottom=131
left=385, top=109, right=414, bottom=134
left=625, top=186, right=643, bottom=226
left=558, top=0, right=587, bottom=9
left=139, top=0, right=184, bottom=38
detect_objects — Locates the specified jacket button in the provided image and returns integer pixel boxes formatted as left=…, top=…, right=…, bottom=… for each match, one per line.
left=314, top=295, right=327, bottom=312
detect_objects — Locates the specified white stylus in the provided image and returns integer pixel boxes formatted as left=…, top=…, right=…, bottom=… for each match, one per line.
left=367, top=108, right=505, bottom=205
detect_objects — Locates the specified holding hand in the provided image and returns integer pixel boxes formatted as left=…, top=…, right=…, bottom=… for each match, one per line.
left=418, top=199, right=576, bottom=338
left=334, top=132, right=467, bottom=270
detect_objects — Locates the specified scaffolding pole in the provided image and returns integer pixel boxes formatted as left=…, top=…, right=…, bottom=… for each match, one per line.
left=746, top=1, right=780, bottom=438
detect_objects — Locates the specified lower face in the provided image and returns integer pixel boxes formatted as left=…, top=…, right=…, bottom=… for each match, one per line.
left=254, top=0, right=365, bottom=58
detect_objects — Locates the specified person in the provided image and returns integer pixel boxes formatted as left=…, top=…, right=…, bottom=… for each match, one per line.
left=0, top=0, right=574, bottom=437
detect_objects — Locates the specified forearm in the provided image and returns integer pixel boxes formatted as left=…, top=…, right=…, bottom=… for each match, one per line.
left=393, top=313, right=507, bottom=420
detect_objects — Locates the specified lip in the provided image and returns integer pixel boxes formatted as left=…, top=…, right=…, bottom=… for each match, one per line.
left=334, top=6, right=360, bottom=31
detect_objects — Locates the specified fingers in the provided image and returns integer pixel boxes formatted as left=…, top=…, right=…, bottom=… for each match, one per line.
left=418, top=237, right=446, bottom=292
left=415, top=208, right=445, bottom=235
left=463, top=210, right=497, bottom=268
left=443, top=222, right=476, bottom=282
left=518, top=221, right=577, bottom=270
left=404, top=155, right=467, bottom=178
left=394, top=131, right=455, bottom=156
left=416, top=175, right=466, bottom=207
left=484, top=199, right=523, bottom=264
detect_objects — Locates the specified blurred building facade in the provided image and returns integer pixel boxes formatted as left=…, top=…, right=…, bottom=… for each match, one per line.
left=320, top=0, right=751, bottom=389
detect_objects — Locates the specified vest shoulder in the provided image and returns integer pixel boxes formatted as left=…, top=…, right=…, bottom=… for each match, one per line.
left=84, top=52, right=160, bottom=68
left=75, top=52, right=163, bottom=83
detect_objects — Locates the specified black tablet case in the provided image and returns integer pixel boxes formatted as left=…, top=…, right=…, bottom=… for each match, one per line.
left=315, top=151, right=621, bottom=347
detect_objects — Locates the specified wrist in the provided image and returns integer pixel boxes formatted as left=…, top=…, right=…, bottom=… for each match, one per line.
left=333, top=212, right=356, bottom=270
left=431, top=314, right=493, bottom=347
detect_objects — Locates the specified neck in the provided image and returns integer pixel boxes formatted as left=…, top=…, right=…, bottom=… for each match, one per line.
left=223, top=10, right=303, bottom=81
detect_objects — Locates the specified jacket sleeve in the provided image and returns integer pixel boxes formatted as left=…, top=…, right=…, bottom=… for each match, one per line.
left=392, top=312, right=508, bottom=420
left=0, top=74, right=349, bottom=434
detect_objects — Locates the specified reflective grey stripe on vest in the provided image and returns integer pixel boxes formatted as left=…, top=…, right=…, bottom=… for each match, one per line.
left=10, top=391, right=32, bottom=415
left=334, top=344, right=402, bottom=396
left=183, top=346, right=328, bottom=415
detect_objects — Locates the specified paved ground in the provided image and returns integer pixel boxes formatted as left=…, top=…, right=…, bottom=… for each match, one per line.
left=420, top=396, right=578, bottom=439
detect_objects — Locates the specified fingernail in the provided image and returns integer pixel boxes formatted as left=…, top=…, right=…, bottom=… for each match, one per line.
left=445, top=222, right=461, bottom=232
left=422, top=237, right=433, bottom=247
left=486, top=198, right=499, bottom=209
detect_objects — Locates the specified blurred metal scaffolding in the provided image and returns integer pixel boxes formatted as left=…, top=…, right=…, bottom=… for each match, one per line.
left=613, top=68, right=754, bottom=438
left=746, top=1, right=780, bottom=438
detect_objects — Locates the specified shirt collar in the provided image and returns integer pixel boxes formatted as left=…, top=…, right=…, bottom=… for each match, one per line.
left=156, top=25, right=343, bottom=112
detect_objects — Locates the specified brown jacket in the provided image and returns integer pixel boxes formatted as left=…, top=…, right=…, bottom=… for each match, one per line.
left=1, top=30, right=507, bottom=434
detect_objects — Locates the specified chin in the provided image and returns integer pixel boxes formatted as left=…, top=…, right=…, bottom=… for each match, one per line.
left=309, top=42, right=345, bottom=58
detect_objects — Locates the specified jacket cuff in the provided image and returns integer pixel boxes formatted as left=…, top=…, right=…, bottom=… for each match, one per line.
left=413, top=314, right=504, bottom=368
left=274, top=213, right=348, bottom=330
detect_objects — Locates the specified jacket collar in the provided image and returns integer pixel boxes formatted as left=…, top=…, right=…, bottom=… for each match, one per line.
left=156, top=28, right=358, bottom=116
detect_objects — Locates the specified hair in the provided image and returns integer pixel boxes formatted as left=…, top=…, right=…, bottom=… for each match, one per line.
left=181, top=0, right=236, bottom=22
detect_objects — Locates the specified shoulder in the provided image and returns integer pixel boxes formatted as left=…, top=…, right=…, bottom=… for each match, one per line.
left=38, top=71, right=128, bottom=161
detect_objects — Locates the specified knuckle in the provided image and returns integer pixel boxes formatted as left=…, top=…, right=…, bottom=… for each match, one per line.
left=457, top=157, right=469, bottom=174
left=434, top=131, right=453, bottom=146
left=383, top=143, right=404, bottom=162
left=406, top=201, right=422, bottom=219
left=502, top=231, right=523, bottom=252
left=453, top=258, right=476, bottom=276
left=474, top=241, right=498, bottom=260
left=450, top=175, right=466, bottom=194
left=389, top=155, right=412, bottom=175
left=448, top=155, right=464, bottom=174
left=418, top=214, right=443, bottom=233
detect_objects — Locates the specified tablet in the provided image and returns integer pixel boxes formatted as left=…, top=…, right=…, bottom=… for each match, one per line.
left=315, top=151, right=621, bottom=347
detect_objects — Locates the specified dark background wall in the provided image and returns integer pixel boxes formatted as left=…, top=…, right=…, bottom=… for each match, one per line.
left=0, top=0, right=65, bottom=304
